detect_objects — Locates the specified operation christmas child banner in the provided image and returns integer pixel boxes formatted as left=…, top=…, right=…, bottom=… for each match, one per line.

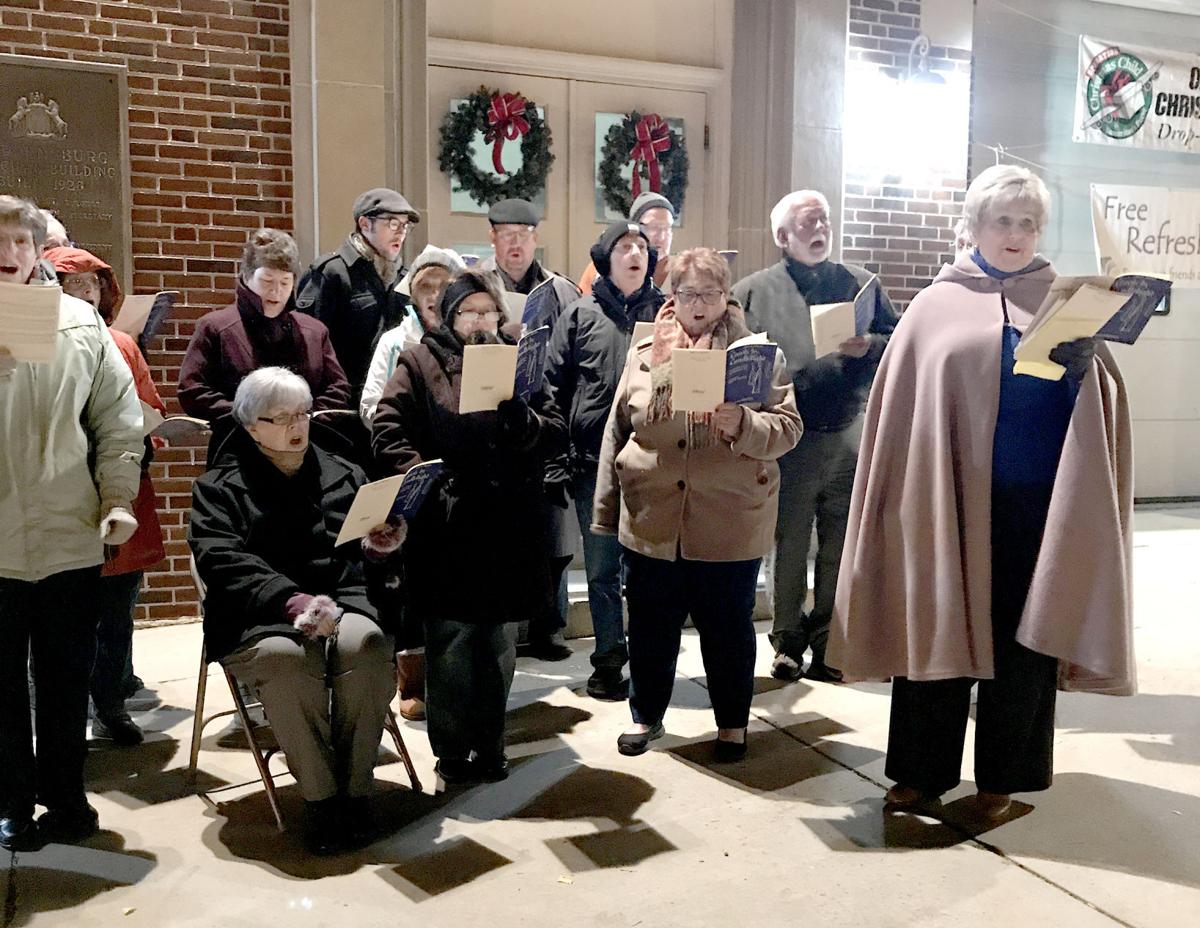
left=1074, top=35, right=1200, bottom=154
left=1092, top=184, right=1200, bottom=286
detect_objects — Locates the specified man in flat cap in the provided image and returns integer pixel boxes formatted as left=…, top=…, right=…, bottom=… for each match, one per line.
left=297, top=187, right=420, bottom=401
left=479, top=198, right=580, bottom=331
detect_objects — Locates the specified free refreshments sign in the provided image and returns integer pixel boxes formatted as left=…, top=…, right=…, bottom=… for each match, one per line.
left=1092, top=184, right=1200, bottom=286
left=1074, top=35, right=1200, bottom=154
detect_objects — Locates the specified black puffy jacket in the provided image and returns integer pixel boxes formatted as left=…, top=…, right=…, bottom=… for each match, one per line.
left=541, top=275, right=664, bottom=479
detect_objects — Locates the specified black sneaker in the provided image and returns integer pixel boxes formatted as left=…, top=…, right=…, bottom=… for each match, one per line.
left=37, top=804, right=99, bottom=845
left=586, top=671, right=629, bottom=701
left=301, top=798, right=343, bottom=856
left=806, top=662, right=844, bottom=684
left=616, top=722, right=664, bottom=756
left=0, top=816, right=41, bottom=852
left=435, top=756, right=478, bottom=785
left=524, top=630, right=573, bottom=662
left=92, top=713, right=145, bottom=746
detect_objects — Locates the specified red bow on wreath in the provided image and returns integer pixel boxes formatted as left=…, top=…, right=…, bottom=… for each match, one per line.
left=628, top=113, right=671, bottom=198
left=484, top=92, right=530, bottom=175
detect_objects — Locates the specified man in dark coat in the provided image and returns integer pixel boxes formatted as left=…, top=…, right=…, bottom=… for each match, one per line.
left=372, top=270, right=565, bottom=784
left=731, top=190, right=898, bottom=683
left=541, top=221, right=665, bottom=701
left=297, top=187, right=420, bottom=401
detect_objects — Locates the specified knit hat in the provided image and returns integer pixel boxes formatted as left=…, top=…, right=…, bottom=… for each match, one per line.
left=397, top=244, right=467, bottom=297
left=440, top=269, right=506, bottom=323
left=43, top=245, right=121, bottom=318
left=628, top=192, right=675, bottom=222
left=589, top=220, right=658, bottom=279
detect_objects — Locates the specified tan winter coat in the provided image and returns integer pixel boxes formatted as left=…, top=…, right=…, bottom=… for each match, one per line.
left=827, top=255, right=1135, bottom=695
left=592, top=328, right=803, bottom=562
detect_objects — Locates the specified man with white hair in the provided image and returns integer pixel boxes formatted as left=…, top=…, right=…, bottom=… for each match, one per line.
left=731, top=190, right=898, bottom=683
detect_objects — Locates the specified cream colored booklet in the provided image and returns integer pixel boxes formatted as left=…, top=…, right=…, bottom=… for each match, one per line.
left=335, top=460, right=444, bottom=546
left=0, top=280, right=60, bottom=363
left=1013, top=279, right=1128, bottom=380
left=809, top=276, right=878, bottom=359
left=459, top=343, right=519, bottom=413
left=670, top=333, right=777, bottom=413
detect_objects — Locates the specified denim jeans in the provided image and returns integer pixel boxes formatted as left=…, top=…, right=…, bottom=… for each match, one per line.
left=572, top=468, right=627, bottom=673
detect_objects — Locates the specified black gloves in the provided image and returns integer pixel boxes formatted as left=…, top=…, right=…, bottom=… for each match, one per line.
left=496, top=397, right=539, bottom=448
left=543, top=476, right=571, bottom=509
left=1048, top=337, right=1097, bottom=383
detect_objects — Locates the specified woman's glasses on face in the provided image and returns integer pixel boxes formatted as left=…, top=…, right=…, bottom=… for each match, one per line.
left=257, top=410, right=312, bottom=427
left=674, top=288, right=725, bottom=307
left=457, top=310, right=500, bottom=324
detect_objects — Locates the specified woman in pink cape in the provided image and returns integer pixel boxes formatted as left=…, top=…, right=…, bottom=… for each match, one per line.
left=828, top=165, right=1135, bottom=819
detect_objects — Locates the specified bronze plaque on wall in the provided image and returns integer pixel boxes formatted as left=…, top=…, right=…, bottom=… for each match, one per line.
left=0, top=54, right=132, bottom=289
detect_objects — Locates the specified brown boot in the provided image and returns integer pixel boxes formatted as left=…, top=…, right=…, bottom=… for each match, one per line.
left=395, top=651, right=426, bottom=721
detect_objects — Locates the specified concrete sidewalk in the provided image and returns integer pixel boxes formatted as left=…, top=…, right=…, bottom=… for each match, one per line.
left=4, top=505, right=1198, bottom=928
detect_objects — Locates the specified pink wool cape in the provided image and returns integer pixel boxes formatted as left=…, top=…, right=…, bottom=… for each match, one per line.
left=827, top=254, right=1135, bottom=696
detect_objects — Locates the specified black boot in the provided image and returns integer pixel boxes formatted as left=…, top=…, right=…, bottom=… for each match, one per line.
left=301, top=797, right=343, bottom=856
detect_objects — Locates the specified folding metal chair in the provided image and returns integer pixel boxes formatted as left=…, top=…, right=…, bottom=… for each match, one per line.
left=186, top=557, right=422, bottom=831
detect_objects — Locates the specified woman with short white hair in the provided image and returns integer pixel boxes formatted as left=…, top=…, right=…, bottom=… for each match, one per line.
left=189, top=367, right=401, bottom=855
left=829, top=164, right=1136, bottom=819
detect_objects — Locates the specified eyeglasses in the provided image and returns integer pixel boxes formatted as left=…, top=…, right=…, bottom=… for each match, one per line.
left=674, top=288, right=725, bottom=307
left=494, top=226, right=535, bottom=244
left=457, top=310, right=500, bottom=324
left=257, top=410, right=312, bottom=427
left=639, top=222, right=673, bottom=237
left=370, top=215, right=411, bottom=234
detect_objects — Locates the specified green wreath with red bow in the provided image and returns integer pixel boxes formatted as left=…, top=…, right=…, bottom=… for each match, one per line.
left=437, top=86, right=554, bottom=205
left=597, top=111, right=689, bottom=218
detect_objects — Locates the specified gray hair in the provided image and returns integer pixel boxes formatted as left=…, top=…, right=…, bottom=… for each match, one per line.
left=231, top=367, right=312, bottom=427
left=963, top=164, right=1051, bottom=241
left=770, top=190, right=830, bottom=244
left=40, top=210, right=69, bottom=248
left=241, top=227, right=300, bottom=277
left=0, top=195, right=48, bottom=248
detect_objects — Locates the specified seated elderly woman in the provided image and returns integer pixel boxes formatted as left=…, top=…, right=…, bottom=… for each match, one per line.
left=188, top=367, right=401, bottom=855
left=592, top=247, right=802, bottom=761
left=829, top=165, right=1135, bottom=819
left=178, top=228, right=350, bottom=457
left=372, top=268, right=564, bottom=785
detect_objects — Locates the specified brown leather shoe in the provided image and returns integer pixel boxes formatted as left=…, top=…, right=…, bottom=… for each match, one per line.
left=395, top=651, right=426, bottom=721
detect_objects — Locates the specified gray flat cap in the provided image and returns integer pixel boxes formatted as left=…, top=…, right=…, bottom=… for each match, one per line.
left=488, top=198, right=540, bottom=226
left=353, top=187, right=420, bottom=223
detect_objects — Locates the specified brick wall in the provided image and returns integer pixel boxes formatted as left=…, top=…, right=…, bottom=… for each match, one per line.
left=0, top=0, right=293, bottom=621
left=842, top=0, right=971, bottom=307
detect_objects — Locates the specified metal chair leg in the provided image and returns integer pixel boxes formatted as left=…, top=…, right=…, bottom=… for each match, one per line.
left=224, top=667, right=286, bottom=832
left=384, top=709, right=422, bottom=793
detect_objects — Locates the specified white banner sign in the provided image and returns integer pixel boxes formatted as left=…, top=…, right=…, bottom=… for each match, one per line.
left=1074, top=35, right=1200, bottom=153
left=1092, top=183, right=1200, bottom=285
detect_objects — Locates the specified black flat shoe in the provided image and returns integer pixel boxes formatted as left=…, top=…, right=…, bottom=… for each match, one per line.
left=435, top=757, right=478, bottom=785
left=341, top=796, right=375, bottom=849
left=474, top=754, right=511, bottom=782
left=93, top=713, right=145, bottom=746
left=806, top=662, right=844, bottom=684
left=36, top=804, right=99, bottom=845
left=617, top=722, right=664, bottom=756
left=0, top=816, right=41, bottom=852
left=524, top=631, right=573, bottom=662
left=713, top=734, right=748, bottom=763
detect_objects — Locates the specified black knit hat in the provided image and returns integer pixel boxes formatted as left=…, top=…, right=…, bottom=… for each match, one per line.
left=590, top=220, right=658, bottom=278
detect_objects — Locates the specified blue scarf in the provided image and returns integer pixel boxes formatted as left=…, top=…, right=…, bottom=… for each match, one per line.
left=971, top=247, right=1040, bottom=281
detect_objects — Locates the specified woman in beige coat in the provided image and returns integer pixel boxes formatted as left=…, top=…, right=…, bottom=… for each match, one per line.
left=829, top=165, right=1135, bottom=818
left=593, top=248, right=802, bottom=761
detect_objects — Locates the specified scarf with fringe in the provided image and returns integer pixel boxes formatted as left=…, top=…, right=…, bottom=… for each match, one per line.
left=647, top=299, right=750, bottom=448
left=350, top=231, right=401, bottom=286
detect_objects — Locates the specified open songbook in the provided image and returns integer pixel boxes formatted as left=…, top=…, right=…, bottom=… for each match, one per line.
left=1013, top=273, right=1172, bottom=380
left=670, top=333, right=779, bottom=412
left=0, top=281, right=60, bottom=363
left=809, top=276, right=879, bottom=359
left=139, top=401, right=210, bottom=442
left=334, top=460, right=444, bottom=546
left=458, top=325, right=550, bottom=413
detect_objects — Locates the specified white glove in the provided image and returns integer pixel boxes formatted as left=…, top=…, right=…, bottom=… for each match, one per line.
left=100, top=506, right=138, bottom=545
left=292, top=594, right=343, bottom=640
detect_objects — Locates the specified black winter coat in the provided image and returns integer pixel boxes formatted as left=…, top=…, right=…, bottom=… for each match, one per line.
left=296, top=238, right=409, bottom=401
left=371, top=325, right=566, bottom=625
left=188, top=435, right=385, bottom=661
left=541, top=275, right=664, bottom=479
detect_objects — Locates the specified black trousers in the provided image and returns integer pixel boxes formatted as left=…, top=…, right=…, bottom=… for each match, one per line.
left=625, top=549, right=760, bottom=730
left=0, top=566, right=102, bottom=819
left=91, top=571, right=143, bottom=720
left=885, top=485, right=1059, bottom=796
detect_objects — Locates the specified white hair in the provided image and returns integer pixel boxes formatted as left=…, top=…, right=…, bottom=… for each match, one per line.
left=963, top=165, right=1051, bottom=241
left=40, top=209, right=69, bottom=248
left=232, top=367, right=312, bottom=427
left=770, top=190, right=830, bottom=244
